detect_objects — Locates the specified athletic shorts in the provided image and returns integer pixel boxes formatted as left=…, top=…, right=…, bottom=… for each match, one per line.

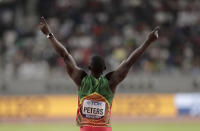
left=80, top=126, right=112, bottom=131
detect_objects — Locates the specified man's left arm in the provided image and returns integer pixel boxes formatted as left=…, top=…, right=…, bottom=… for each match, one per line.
left=106, top=26, right=160, bottom=93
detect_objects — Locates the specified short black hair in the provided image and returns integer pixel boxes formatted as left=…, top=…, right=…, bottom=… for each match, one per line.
left=89, top=55, right=106, bottom=74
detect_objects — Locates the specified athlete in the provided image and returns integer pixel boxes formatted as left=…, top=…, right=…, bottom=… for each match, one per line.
left=40, top=16, right=159, bottom=131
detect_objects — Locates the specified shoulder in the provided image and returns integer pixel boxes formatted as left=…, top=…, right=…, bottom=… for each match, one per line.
left=71, top=69, right=87, bottom=88
left=104, top=71, right=117, bottom=93
left=105, top=71, right=114, bottom=81
left=79, top=69, right=88, bottom=81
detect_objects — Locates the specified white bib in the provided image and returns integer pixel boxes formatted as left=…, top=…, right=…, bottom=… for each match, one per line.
left=82, top=99, right=106, bottom=119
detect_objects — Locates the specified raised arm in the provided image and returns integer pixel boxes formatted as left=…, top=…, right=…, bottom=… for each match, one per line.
left=40, top=17, right=86, bottom=88
left=106, top=26, right=160, bottom=93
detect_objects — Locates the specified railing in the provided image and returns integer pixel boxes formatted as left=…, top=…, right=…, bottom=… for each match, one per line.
left=0, top=71, right=200, bottom=94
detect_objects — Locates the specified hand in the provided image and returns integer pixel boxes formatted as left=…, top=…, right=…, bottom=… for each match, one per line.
left=40, top=16, right=51, bottom=35
left=147, top=26, right=159, bottom=42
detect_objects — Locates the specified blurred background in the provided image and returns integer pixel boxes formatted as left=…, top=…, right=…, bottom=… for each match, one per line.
left=0, top=0, right=200, bottom=131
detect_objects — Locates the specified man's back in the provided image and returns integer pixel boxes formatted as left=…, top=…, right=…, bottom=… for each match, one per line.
left=77, top=75, right=114, bottom=127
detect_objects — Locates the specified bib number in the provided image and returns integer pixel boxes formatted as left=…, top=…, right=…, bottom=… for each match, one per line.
left=82, top=99, right=106, bottom=119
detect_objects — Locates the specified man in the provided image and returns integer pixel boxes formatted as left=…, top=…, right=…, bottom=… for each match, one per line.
left=40, top=16, right=159, bottom=131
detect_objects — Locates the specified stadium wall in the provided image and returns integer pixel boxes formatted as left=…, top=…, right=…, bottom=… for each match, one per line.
left=1, top=73, right=199, bottom=94
left=0, top=93, right=200, bottom=119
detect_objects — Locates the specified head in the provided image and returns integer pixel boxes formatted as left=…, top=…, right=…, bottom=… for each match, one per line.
left=89, top=55, right=106, bottom=77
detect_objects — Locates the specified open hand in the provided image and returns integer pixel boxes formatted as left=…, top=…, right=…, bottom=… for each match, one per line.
left=40, top=16, right=51, bottom=35
left=147, top=26, right=159, bottom=42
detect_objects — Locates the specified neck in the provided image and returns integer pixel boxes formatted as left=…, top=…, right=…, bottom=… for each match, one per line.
left=91, top=72, right=102, bottom=79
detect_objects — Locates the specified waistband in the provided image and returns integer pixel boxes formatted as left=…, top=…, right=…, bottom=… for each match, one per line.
left=80, top=126, right=112, bottom=131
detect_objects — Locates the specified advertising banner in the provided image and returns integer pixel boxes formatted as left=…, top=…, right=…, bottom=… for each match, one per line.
left=0, top=94, right=176, bottom=118
left=112, top=94, right=176, bottom=117
left=175, top=93, right=200, bottom=116
left=0, top=95, right=77, bottom=118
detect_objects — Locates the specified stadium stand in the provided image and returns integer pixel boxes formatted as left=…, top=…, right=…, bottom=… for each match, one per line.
left=0, top=0, right=200, bottom=94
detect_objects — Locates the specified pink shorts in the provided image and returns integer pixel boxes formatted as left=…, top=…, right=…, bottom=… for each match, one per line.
left=80, top=126, right=112, bottom=131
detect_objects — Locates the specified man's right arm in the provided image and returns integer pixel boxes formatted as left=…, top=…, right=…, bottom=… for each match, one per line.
left=40, top=17, right=87, bottom=88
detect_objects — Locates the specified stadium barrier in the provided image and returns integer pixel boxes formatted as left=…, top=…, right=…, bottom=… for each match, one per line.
left=112, top=94, right=176, bottom=117
left=0, top=95, right=77, bottom=118
left=0, top=93, right=199, bottom=119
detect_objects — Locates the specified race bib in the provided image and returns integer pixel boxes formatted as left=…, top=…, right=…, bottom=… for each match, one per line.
left=82, top=99, right=106, bottom=119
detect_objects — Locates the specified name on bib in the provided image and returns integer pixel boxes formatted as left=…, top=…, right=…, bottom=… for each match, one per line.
left=82, top=99, right=106, bottom=119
